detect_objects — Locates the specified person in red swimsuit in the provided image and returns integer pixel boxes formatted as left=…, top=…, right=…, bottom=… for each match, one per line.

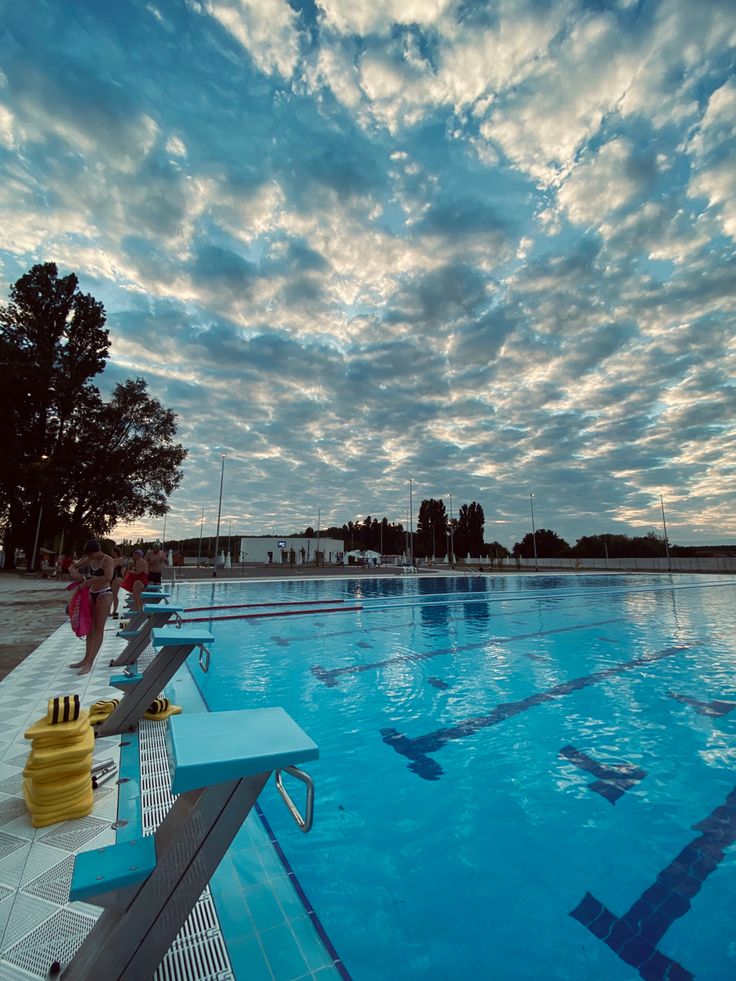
left=121, top=550, right=149, bottom=611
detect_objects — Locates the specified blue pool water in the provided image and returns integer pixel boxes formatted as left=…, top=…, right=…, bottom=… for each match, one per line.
left=173, top=574, right=736, bottom=980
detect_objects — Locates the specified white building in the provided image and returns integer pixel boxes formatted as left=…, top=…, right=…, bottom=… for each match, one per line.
left=237, top=536, right=345, bottom=565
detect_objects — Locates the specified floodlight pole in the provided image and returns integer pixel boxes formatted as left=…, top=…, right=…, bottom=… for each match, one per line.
left=197, top=507, right=205, bottom=567
left=212, top=455, right=226, bottom=577
left=30, top=505, right=43, bottom=573
left=660, top=493, right=671, bottom=572
left=409, top=478, right=414, bottom=566
left=449, top=491, right=454, bottom=568
left=530, top=493, right=538, bottom=572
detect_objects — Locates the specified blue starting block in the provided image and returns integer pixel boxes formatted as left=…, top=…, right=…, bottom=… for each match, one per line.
left=122, top=591, right=170, bottom=631
left=70, top=837, right=157, bottom=904
left=110, top=604, right=184, bottom=669
left=109, top=672, right=142, bottom=690
left=65, top=708, right=318, bottom=980
left=97, top=628, right=214, bottom=737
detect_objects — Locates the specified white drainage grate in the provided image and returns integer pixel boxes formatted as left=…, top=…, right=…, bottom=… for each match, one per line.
left=3, top=906, right=95, bottom=977
left=23, top=855, right=76, bottom=906
left=0, top=832, right=26, bottom=864
left=39, top=815, right=110, bottom=852
left=0, top=776, right=23, bottom=797
left=0, top=797, right=28, bottom=826
left=137, top=719, right=235, bottom=981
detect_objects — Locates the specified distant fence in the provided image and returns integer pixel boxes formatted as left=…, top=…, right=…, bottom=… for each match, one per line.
left=455, top=556, right=736, bottom=574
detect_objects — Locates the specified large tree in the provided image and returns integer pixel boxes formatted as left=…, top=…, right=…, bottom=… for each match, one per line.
left=54, top=378, right=187, bottom=544
left=0, top=264, right=186, bottom=567
left=415, top=498, right=448, bottom=558
left=513, top=528, right=571, bottom=559
left=454, top=501, right=485, bottom=557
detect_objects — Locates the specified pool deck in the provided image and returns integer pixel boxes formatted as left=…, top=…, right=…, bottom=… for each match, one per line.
left=0, top=575, right=347, bottom=980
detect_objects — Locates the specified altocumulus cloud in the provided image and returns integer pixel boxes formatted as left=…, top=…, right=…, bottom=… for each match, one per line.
left=1, top=0, right=735, bottom=545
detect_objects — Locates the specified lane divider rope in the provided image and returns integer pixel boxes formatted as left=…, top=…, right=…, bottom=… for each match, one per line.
left=183, top=599, right=347, bottom=612
left=180, top=604, right=363, bottom=623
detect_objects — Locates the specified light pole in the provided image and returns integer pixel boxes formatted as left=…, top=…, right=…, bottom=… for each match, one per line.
left=660, top=493, right=671, bottom=572
left=31, top=414, right=59, bottom=571
left=530, top=493, right=538, bottom=572
left=30, top=505, right=44, bottom=573
left=197, top=506, right=205, bottom=567
left=162, top=512, right=167, bottom=551
left=448, top=491, right=454, bottom=568
left=409, top=477, right=414, bottom=566
left=212, top=455, right=226, bottom=577
left=316, top=508, right=321, bottom=566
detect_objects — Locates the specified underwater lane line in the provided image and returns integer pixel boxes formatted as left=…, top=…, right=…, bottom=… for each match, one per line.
left=381, top=644, right=688, bottom=780
left=559, top=745, right=646, bottom=804
left=311, top=617, right=625, bottom=687
left=570, top=784, right=736, bottom=980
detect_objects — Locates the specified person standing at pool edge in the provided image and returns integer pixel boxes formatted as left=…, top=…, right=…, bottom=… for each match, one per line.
left=68, top=540, right=114, bottom=674
left=145, top=541, right=167, bottom=585
left=110, top=546, right=127, bottom=617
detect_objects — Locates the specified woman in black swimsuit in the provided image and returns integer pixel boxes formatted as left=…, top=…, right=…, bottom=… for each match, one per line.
left=110, top=546, right=127, bottom=618
left=68, top=540, right=114, bottom=674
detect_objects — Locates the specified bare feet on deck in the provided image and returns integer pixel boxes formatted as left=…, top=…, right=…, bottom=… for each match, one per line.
left=69, top=659, right=86, bottom=669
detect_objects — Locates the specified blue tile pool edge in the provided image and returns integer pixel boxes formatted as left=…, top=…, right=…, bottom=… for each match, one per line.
left=166, top=658, right=350, bottom=980
left=254, top=801, right=351, bottom=981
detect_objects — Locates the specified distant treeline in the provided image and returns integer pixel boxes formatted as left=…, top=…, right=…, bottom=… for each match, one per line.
left=511, top=530, right=735, bottom=560
left=111, top=509, right=734, bottom=561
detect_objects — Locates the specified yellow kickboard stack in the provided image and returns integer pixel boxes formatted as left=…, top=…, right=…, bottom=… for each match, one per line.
left=23, top=696, right=95, bottom=828
left=143, top=697, right=181, bottom=721
left=88, top=698, right=120, bottom=726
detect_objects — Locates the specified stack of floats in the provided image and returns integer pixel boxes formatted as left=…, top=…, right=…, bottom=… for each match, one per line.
left=23, top=695, right=95, bottom=828
left=22, top=690, right=178, bottom=828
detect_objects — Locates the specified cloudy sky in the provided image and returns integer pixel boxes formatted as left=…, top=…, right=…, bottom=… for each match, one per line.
left=2, top=0, right=735, bottom=548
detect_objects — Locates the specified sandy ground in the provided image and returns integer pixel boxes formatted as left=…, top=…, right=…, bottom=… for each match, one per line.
left=0, top=574, right=71, bottom=680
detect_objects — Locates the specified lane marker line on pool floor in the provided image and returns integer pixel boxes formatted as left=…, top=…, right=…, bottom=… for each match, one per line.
left=559, top=745, right=646, bottom=804
left=380, top=644, right=688, bottom=780
left=570, top=784, right=736, bottom=981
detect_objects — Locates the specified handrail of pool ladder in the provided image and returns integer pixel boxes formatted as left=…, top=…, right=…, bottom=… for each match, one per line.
left=275, top=765, right=315, bottom=833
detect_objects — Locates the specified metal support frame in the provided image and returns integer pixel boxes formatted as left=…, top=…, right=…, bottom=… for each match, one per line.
left=98, top=642, right=199, bottom=736
left=62, top=770, right=270, bottom=980
left=122, top=592, right=169, bottom=633
left=111, top=607, right=182, bottom=668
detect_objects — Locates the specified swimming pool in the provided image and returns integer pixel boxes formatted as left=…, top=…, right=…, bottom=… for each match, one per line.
left=173, top=573, right=736, bottom=980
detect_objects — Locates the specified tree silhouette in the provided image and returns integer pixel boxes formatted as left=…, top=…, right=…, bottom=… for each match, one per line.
left=513, top=529, right=570, bottom=558
left=455, top=501, right=485, bottom=556
left=571, top=532, right=668, bottom=558
left=415, top=498, right=448, bottom=558
left=0, top=264, right=186, bottom=567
